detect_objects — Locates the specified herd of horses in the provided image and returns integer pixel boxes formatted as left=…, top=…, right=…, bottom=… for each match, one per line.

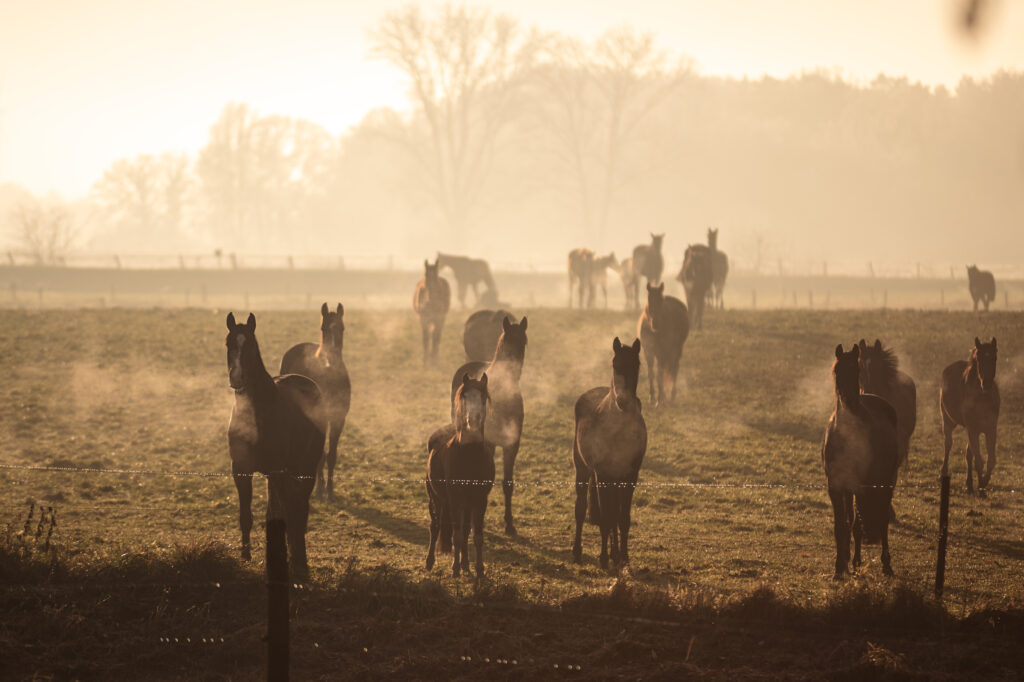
left=222, top=244, right=1003, bottom=581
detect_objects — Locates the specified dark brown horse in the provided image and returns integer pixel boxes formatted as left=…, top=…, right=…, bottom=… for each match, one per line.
left=225, top=312, right=325, bottom=578
left=568, top=248, right=593, bottom=309
left=426, top=374, right=494, bottom=577
left=437, top=252, right=497, bottom=308
left=413, top=258, right=451, bottom=366
left=617, top=256, right=640, bottom=310
left=632, top=233, right=664, bottom=293
left=822, top=344, right=899, bottom=579
left=637, top=283, right=689, bottom=406
left=587, top=253, right=618, bottom=309
left=707, top=228, right=729, bottom=311
left=463, top=309, right=513, bottom=362
left=572, top=337, right=647, bottom=568
left=857, top=339, right=916, bottom=469
left=941, top=337, right=1000, bottom=493
left=679, top=244, right=712, bottom=330
left=967, top=265, right=996, bottom=312
left=280, top=303, right=351, bottom=500
left=450, top=316, right=527, bottom=536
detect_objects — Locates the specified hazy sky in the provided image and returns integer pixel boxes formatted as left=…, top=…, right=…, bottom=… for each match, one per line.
left=2, top=0, right=1023, bottom=198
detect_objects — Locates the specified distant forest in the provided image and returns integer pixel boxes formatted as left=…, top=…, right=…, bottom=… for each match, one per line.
left=3, top=6, right=1023, bottom=271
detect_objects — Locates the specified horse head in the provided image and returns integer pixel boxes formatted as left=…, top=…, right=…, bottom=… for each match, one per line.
left=645, top=282, right=665, bottom=329
left=972, top=336, right=997, bottom=391
left=496, top=315, right=528, bottom=363
left=319, top=302, right=345, bottom=360
left=611, top=337, right=642, bottom=410
left=454, top=372, right=489, bottom=440
left=833, top=343, right=861, bottom=407
left=707, top=228, right=718, bottom=250
left=225, top=312, right=259, bottom=391
left=424, top=258, right=441, bottom=285
left=650, top=233, right=665, bottom=252
left=857, top=338, right=888, bottom=389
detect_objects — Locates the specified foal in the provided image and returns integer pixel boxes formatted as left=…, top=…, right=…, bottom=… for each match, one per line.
left=426, top=374, right=494, bottom=577
left=413, top=258, right=451, bottom=366
left=941, top=337, right=1000, bottom=493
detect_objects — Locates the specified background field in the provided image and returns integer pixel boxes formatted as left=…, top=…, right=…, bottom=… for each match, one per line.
left=2, top=306, right=1023, bottom=679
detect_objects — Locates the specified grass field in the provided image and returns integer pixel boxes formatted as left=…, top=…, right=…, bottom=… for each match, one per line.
left=2, top=306, right=1023, bottom=679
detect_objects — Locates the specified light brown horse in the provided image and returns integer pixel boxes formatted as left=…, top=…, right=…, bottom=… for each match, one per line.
left=413, top=258, right=451, bottom=367
left=450, top=316, right=527, bottom=536
left=587, top=252, right=618, bottom=309
left=617, top=256, right=640, bottom=310
left=707, top=228, right=729, bottom=311
left=225, top=312, right=325, bottom=579
left=858, top=339, right=916, bottom=470
left=437, top=252, right=497, bottom=308
left=426, top=374, right=494, bottom=577
left=280, top=303, right=351, bottom=500
left=967, top=265, right=996, bottom=312
left=822, top=344, right=899, bottom=579
left=679, top=244, right=713, bottom=330
left=632, top=233, right=664, bottom=291
left=941, top=337, right=1000, bottom=493
left=572, top=337, right=647, bottom=568
left=637, top=283, right=689, bottom=407
left=568, top=248, right=594, bottom=309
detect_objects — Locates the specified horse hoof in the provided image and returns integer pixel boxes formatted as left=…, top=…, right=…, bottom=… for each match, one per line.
left=832, top=572, right=844, bottom=582
left=600, top=556, right=609, bottom=569
left=241, top=549, right=252, bottom=562
left=426, top=557, right=435, bottom=570
left=572, top=549, right=582, bottom=564
left=883, top=565, right=894, bottom=577
left=505, top=523, right=517, bottom=537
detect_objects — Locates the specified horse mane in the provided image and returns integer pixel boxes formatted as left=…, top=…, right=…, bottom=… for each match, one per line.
left=870, top=342, right=900, bottom=381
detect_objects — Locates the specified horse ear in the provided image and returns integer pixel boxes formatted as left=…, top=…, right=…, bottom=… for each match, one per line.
left=874, top=339, right=882, bottom=351
left=632, top=338, right=641, bottom=353
left=646, top=282, right=653, bottom=292
left=858, top=339, right=866, bottom=350
left=851, top=344, right=859, bottom=359
left=975, top=336, right=982, bottom=348
left=502, top=316, right=511, bottom=333
left=321, top=302, right=329, bottom=316
left=835, top=344, right=843, bottom=358
left=480, top=373, right=488, bottom=389
left=226, top=312, right=236, bottom=330
left=424, top=259, right=429, bottom=269
left=991, top=337, right=997, bottom=349
left=246, top=313, right=256, bottom=331
left=519, top=316, right=527, bottom=331
left=658, top=283, right=665, bottom=293
left=613, top=337, right=622, bottom=352
left=337, top=303, right=344, bottom=316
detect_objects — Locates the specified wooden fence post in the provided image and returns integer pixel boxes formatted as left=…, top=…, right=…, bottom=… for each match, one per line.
left=267, top=518, right=289, bottom=681
left=935, top=474, right=951, bottom=598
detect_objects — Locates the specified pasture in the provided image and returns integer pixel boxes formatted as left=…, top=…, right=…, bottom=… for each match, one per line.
left=2, top=306, right=1023, bottom=679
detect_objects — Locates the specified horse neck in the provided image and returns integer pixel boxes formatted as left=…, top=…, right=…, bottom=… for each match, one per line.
left=316, top=335, right=342, bottom=365
left=835, top=384, right=861, bottom=413
left=241, top=345, right=275, bottom=405
left=489, top=340, right=523, bottom=382
left=964, top=357, right=982, bottom=388
left=607, top=373, right=639, bottom=414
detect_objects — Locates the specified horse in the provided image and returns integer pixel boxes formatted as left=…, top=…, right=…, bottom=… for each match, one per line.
left=940, top=337, right=1000, bottom=493
left=426, top=374, right=494, bottom=577
left=225, top=312, right=325, bottom=579
left=632, top=233, right=664, bottom=291
left=858, top=339, right=916, bottom=469
left=413, top=258, right=451, bottom=367
left=617, top=256, right=640, bottom=310
left=967, top=265, right=996, bottom=312
left=279, top=303, right=351, bottom=500
left=568, top=248, right=594, bottom=309
left=436, top=252, right=497, bottom=308
left=572, top=337, right=647, bottom=568
left=637, top=283, right=689, bottom=407
left=706, top=228, right=729, bottom=311
left=822, top=344, right=899, bottom=579
left=678, top=244, right=713, bottom=330
left=450, top=316, right=527, bottom=536
left=587, top=253, right=618, bottom=309
left=463, top=309, right=513, bottom=362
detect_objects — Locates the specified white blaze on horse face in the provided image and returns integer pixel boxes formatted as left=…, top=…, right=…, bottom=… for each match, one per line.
left=462, top=389, right=485, bottom=433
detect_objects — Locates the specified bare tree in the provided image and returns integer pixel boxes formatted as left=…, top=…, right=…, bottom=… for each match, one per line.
left=9, top=198, right=77, bottom=264
left=370, top=4, right=540, bottom=243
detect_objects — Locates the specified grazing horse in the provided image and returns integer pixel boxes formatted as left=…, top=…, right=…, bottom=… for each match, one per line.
left=637, top=283, right=689, bottom=407
left=426, top=374, right=494, bottom=577
left=279, top=303, right=351, bottom=500
left=706, top=228, right=729, bottom=311
left=450, top=316, right=527, bottom=536
left=617, top=257, right=640, bottom=310
left=967, top=265, right=996, bottom=312
left=822, top=344, right=899, bottom=579
left=568, top=248, right=594, bottom=309
left=572, top=337, right=647, bottom=568
left=587, top=253, right=618, bottom=309
left=940, top=337, right=1000, bottom=493
left=463, top=309, right=513, bottom=362
left=413, top=258, right=451, bottom=367
left=858, top=339, right=916, bottom=469
left=437, top=252, right=497, bottom=308
left=678, top=244, right=713, bottom=330
left=225, top=313, right=325, bottom=579
left=632, top=233, right=665, bottom=292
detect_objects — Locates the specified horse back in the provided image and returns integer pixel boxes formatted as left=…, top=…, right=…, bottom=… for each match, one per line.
left=660, top=297, right=690, bottom=350
left=940, top=360, right=969, bottom=423
left=575, top=388, right=646, bottom=479
left=274, top=374, right=327, bottom=433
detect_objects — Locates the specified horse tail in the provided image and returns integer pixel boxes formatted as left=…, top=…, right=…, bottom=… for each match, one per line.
left=586, top=475, right=600, bottom=525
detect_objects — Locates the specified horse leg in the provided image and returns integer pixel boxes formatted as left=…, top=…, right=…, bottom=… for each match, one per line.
left=451, top=500, right=463, bottom=578
left=828, top=488, right=849, bottom=579
left=426, top=484, right=438, bottom=570
left=880, top=513, right=894, bottom=576
left=460, top=507, right=471, bottom=573
left=502, top=441, right=520, bottom=536
left=231, top=461, right=254, bottom=562
left=458, top=281, right=468, bottom=308
left=597, top=478, right=615, bottom=569
left=431, top=320, right=444, bottom=366
left=940, top=413, right=955, bottom=477
left=285, top=475, right=314, bottom=580
left=656, top=357, right=666, bottom=407
left=572, top=441, right=588, bottom=563
left=325, top=418, right=342, bottom=501
left=619, top=484, right=635, bottom=566
left=420, top=322, right=430, bottom=367
left=851, top=500, right=862, bottom=570
left=966, top=430, right=980, bottom=493
left=980, top=427, right=996, bottom=489
left=473, top=502, right=485, bottom=577
left=643, top=346, right=657, bottom=405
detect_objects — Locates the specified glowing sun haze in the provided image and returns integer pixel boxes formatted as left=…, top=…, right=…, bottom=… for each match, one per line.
left=1, top=0, right=1023, bottom=197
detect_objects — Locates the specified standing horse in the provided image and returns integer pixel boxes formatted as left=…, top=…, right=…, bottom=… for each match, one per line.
left=450, top=316, right=527, bottom=536
left=967, top=265, right=996, bottom=312
left=463, top=309, right=513, bottom=362
left=437, top=252, right=497, bottom=308
left=858, top=339, right=916, bottom=469
left=413, top=258, right=451, bottom=367
left=707, top=228, right=729, bottom=311
left=572, top=337, right=647, bottom=568
left=940, top=337, right=1000, bottom=493
left=617, top=257, right=640, bottom=310
left=822, top=344, right=899, bottom=579
left=678, top=244, right=713, bottom=330
left=632, top=233, right=665, bottom=292
left=568, top=248, right=594, bottom=309
left=637, top=283, right=689, bottom=407
left=426, top=374, right=494, bottom=577
left=587, top=253, right=618, bottom=309
left=280, top=303, right=351, bottom=500
left=225, top=312, right=325, bottom=579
